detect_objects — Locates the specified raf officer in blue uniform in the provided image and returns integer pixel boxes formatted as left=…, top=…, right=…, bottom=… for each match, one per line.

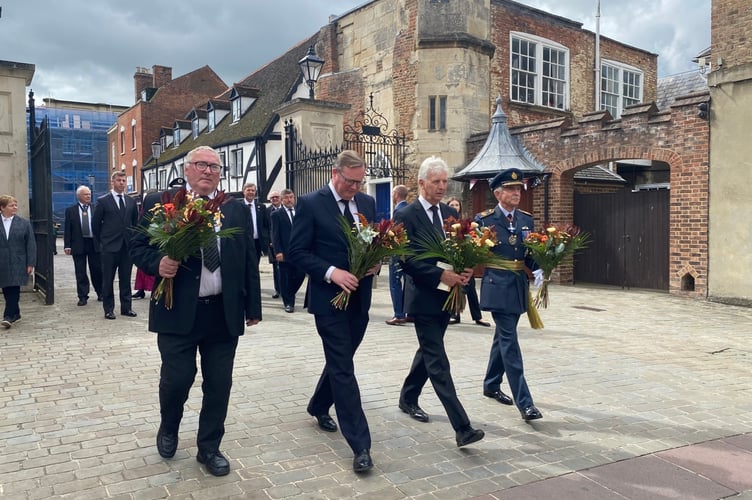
left=476, top=168, right=544, bottom=421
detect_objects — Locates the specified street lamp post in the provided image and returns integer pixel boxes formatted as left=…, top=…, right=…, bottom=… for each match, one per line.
left=150, top=140, right=161, bottom=195
left=298, top=45, right=324, bottom=99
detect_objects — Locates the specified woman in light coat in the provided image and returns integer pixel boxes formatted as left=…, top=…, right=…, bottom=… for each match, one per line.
left=0, top=195, right=36, bottom=329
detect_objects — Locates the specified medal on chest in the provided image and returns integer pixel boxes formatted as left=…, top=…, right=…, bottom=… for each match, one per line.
left=506, top=215, right=518, bottom=245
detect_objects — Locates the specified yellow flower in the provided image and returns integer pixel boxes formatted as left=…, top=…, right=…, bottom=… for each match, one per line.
left=452, top=223, right=461, bottom=231
left=470, top=221, right=479, bottom=229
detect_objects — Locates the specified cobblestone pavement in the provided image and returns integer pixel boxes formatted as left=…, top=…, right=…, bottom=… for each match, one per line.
left=1, top=242, right=751, bottom=499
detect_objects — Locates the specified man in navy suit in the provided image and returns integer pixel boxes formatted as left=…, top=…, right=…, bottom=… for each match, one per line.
left=63, top=186, right=102, bottom=306
left=92, top=171, right=139, bottom=320
left=287, top=150, right=378, bottom=473
left=130, top=145, right=262, bottom=476
left=266, top=190, right=282, bottom=299
left=477, top=168, right=543, bottom=421
left=386, top=184, right=410, bottom=325
left=270, top=189, right=305, bottom=313
left=242, top=183, right=270, bottom=266
left=395, top=156, right=485, bottom=448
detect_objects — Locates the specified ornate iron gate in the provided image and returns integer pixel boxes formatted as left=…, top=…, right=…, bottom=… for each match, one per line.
left=285, top=94, right=409, bottom=197
left=28, top=90, right=55, bottom=304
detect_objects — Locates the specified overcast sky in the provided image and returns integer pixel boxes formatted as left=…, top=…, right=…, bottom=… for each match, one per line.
left=1, top=0, right=710, bottom=107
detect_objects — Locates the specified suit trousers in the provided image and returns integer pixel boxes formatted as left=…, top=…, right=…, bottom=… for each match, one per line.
left=308, top=311, right=371, bottom=453
left=400, top=313, right=471, bottom=431
left=388, top=257, right=405, bottom=319
left=279, top=262, right=305, bottom=307
left=156, top=298, right=238, bottom=453
left=100, top=243, right=133, bottom=314
left=484, top=311, right=533, bottom=410
left=73, top=238, right=102, bottom=300
left=2, top=286, right=21, bottom=319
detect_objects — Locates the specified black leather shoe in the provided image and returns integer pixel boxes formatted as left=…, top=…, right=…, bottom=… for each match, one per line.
left=483, top=389, right=513, bottom=406
left=456, top=426, right=485, bottom=447
left=104, top=312, right=116, bottom=320
left=77, top=298, right=88, bottom=306
left=156, top=427, right=178, bottom=458
left=475, top=319, right=491, bottom=327
left=353, top=449, right=373, bottom=473
left=272, top=292, right=280, bottom=299
left=448, top=316, right=460, bottom=325
left=314, top=414, right=338, bottom=432
left=521, top=406, right=543, bottom=421
left=284, top=305, right=294, bottom=313
left=399, top=400, right=429, bottom=423
left=132, top=290, right=145, bottom=299
left=1, top=319, right=10, bottom=329
left=121, top=310, right=138, bottom=317
left=196, top=449, right=230, bottom=476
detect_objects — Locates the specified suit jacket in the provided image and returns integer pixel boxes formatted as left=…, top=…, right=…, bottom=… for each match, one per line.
left=92, top=192, right=138, bottom=253
left=245, top=201, right=270, bottom=256
left=64, top=203, right=99, bottom=255
left=395, top=200, right=459, bottom=315
left=270, top=206, right=295, bottom=257
left=130, top=190, right=262, bottom=336
left=267, top=204, right=282, bottom=263
left=288, top=186, right=376, bottom=316
left=0, top=215, right=36, bottom=288
left=476, top=206, right=537, bottom=314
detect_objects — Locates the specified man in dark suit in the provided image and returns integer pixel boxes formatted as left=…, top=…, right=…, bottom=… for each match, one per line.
left=92, top=171, right=139, bottom=320
left=242, top=183, right=270, bottom=266
left=271, top=189, right=305, bottom=313
left=395, top=156, right=485, bottom=448
left=477, top=168, right=543, bottom=421
left=130, top=145, right=262, bottom=477
left=386, top=184, right=410, bottom=325
left=287, top=150, right=378, bottom=473
left=64, top=186, right=102, bottom=306
left=266, top=190, right=282, bottom=299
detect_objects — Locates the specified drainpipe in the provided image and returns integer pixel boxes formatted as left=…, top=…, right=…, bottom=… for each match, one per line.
left=594, top=0, right=601, bottom=111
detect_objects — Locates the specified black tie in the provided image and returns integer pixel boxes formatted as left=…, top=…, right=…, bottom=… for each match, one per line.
left=430, top=205, right=443, bottom=233
left=117, top=194, right=125, bottom=214
left=287, top=207, right=294, bottom=223
left=340, top=199, right=355, bottom=226
left=81, top=205, right=91, bottom=237
left=200, top=196, right=220, bottom=272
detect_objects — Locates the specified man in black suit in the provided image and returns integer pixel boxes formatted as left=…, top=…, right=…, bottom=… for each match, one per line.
left=63, top=186, right=102, bottom=306
left=242, top=183, right=270, bottom=265
left=130, top=145, right=262, bottom=477
left=288, top=150, right=378, bottom=473
left=266, top=190, right=282, bottom=299
left=395, top=156, right=485, bottom=448
left=92, top=171, right=138, bottom=320
left=270, top=189, right=305, bottom=313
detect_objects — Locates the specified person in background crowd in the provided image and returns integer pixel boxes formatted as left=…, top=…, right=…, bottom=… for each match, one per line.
left=386, top=184, right=411, bottom=326
left=394, top=157, right=485, bottom=448
left=130, top=145, right=262, bottom=476
left=287, top=150, right=378, bottom=473
left=476, top=168, right=543, bottom=421
left=0, top=194, right=36, bottom=329
left=64, top=186, right=102, bottom=306
left=271, top=189, right=305, bottom=313
left=91, top=171, right=139, bottom=320
left=446, top=197, right=490, bottom=327
left=266, top=190, right=283, bottom=299
left=242, top=183, right=270, bottom=266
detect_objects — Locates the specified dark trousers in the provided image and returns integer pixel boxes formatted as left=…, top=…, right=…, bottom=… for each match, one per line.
left=279, top=262, right=305, bottom=307
left=388, top=257, right=405, bottom=319
left=484, top=311, right=533, bottom=410
left=253, top=239, right=263, bottom=263
left=271, top=260, right=281, bottom=294
left=400, top=313, right=470, bottom=431
left=464, top=278, right=482, bottom=321
left=100, top=244, right=133, bottom=314
left=308, top=311, right=371, bottom=453
left=73, top=238, right=102, bottom=300
left=2, top=286, right=21, bottom=320
left=157, top=298, right=238, bottom=453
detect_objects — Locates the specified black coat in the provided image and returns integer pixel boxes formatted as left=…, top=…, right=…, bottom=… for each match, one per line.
left=92, top=192, right=138, bottom=253
left=64, top=204, right=99, bottom=255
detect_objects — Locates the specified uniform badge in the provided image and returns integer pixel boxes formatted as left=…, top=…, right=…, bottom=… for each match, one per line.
left=508, top=234, right=518, bottom=245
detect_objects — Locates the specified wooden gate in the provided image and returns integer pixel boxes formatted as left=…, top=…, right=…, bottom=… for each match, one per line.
left=574, top=188, right=669, bottom=290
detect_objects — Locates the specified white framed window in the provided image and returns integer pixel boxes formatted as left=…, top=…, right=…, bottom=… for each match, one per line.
left=232, top=98, right=241, bottom=123
left=192, top=118, right=199, bottom=139
left=208, top=110, right=216, bottom=132
left=230, top=149, right=243, bottom=177
left=510, top=32, right=569, bottom=110
left=601, top=60, right=643, bottom=118
left=131, top=123, right=137, bottom=150
left=173, top=129, right=180, bottom=148
left=428, top=95, right=447, bottom=131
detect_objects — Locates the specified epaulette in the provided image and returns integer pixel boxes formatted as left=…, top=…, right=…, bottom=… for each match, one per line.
left=517, top=209, right=533, bottom=216
left=475, top=208, right=495, bottom=219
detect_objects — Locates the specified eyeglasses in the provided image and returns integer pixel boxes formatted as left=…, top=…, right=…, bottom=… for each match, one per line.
left=189, top=161, right=222, bottom=173
left=270, top=196, right=280, bottom=199
left=338, top=171, right=364, bottom=187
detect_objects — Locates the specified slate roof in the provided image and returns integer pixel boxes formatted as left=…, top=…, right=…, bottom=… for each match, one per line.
left=574, top=165, right=626, bottom=183
left=656, top=71, right=708, bottom=110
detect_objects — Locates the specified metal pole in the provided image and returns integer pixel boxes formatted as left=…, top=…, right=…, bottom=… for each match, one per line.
left=594, top=0, right=601, bottom=111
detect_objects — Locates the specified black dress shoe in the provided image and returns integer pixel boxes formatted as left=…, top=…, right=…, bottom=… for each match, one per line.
left=353, top=449, right=373, bottom=473
left=284, top=305, right=294, bottom=313
left=474, top=319, right=491, bottom=327
left=77, top=298, right=88, bottom=306
left=196, top=449, right=230, bottom=476
left=272, top=292, right=280, bottom=299
left=121, top=310, right=138, bottom=317
left=483, top=389, right=514, bottom=405
left=97, top=296, right=103, bottom=302
left=131, top=290, right=146, bottom=299
left=520, top=406, right=543, bottom=421
left=156, top=427, right=178, bottom=458
left=104, top=312, right=116, bottom=320
left=399, top=400, right=429, bottom=423
left=314, top=414, right=338, bottom=432
left=1, top=319, right=10, bottom=329
left=448, top=315, right=460, bottom=325
left=456, top=426, right=485, bottom=447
